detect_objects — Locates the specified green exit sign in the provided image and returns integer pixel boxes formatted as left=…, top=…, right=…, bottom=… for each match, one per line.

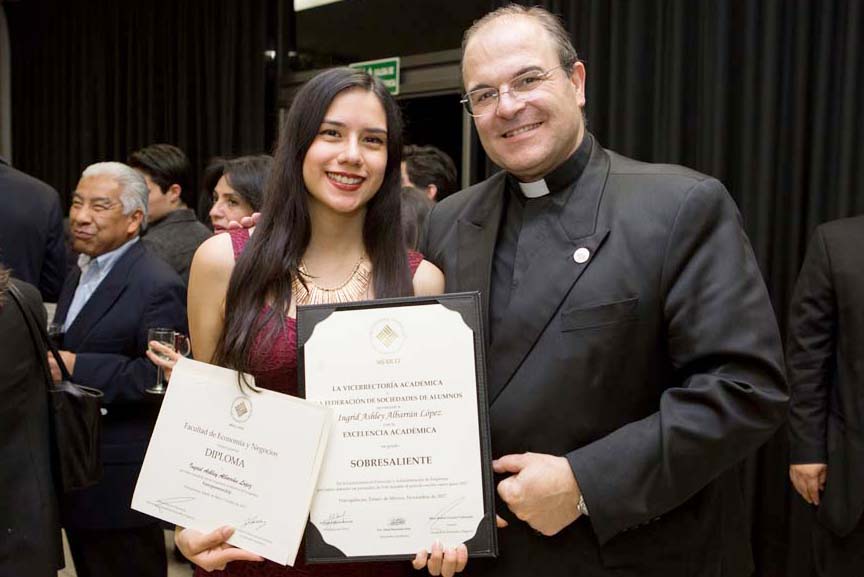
left=349, top=57, right=401, bottom=95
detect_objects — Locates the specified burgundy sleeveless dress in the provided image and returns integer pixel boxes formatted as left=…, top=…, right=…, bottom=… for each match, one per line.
left=195, top=229, right=421, bottom=577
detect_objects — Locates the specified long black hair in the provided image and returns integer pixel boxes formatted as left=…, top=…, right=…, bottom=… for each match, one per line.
left=215, top=68, right=410, bottom=372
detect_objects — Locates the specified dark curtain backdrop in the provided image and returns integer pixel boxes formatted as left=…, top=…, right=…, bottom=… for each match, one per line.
left=6, top=0, right=272, bottom=211
left=500, top=1, right=864, bottom=577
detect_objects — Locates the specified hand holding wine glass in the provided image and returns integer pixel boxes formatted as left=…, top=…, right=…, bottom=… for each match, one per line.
left=146, top=328, right=190, bottom=394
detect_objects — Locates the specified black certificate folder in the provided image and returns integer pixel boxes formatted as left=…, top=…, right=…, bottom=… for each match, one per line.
left=297, top=292, right=497, bottom=564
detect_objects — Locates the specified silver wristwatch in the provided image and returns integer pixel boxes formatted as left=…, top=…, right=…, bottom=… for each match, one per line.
left=577, top=494, right=589, bottom=516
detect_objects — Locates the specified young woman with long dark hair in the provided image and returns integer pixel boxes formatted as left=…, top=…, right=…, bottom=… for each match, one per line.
left=173, top=68, right=455, bottom=577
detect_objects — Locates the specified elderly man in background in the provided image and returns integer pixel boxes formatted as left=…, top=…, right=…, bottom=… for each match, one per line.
left=129, top=143, right=211, bottom=285
left=50, top=162, right=186, bottom=577
left=419, top=5, right=787, bottom=577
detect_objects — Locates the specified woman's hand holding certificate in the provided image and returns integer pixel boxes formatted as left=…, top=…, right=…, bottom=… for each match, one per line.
left=175, top=525, right=264, bottom=572
left=132, top=358, right=332, bottom=566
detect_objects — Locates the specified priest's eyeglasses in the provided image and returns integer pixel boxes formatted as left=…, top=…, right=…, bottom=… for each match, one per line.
left=461, top=66, right=568, bottom=117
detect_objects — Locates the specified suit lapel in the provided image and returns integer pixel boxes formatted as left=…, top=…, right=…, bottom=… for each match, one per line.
left=487, top=146, right=612, bottom=403
left=54, top=267, right=81, bottom=328
left=64, top=242, right=144, bottom=345
left=456, top=171, right=506, bottom=338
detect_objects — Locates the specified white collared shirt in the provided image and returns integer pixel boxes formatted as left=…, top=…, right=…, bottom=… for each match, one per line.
left=63, top=237, right=140, bottom=332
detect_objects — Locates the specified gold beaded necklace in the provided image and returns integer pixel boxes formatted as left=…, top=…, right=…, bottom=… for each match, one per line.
left=292, top=256, right=371, bottom=305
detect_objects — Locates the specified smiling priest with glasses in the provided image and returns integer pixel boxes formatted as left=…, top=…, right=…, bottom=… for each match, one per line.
left=418, top=5, right=788, bottom=577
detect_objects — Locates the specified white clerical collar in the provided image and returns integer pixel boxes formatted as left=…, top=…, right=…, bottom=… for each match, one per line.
left=517, top=179, right=551, bottom=198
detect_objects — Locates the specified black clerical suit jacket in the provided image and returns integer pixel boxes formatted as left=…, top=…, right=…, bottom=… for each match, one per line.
left=787, top=215, right=864, bottom=537
left=422, top=135, right=788, bottom=576
left=54, top=240, right=187, bottom=529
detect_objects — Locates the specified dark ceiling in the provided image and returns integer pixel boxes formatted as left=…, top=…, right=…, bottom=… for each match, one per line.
left=288, top=0, right=490, bottom=70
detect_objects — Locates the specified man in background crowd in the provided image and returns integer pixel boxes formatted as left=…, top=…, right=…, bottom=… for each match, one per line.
left=128, top=143, right=211, bottom=284
left=787, top=215, right=864, bottom=576
left=402, top=144, right=458, bottom=202
left=0, top=156, right=66, bottom=301
left=51, top=162, right=186, bottom=577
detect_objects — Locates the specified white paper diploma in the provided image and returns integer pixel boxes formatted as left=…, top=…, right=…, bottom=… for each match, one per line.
left=304, top=303, right=484, bottom=557
left=132, top=357, right=332, bottom=566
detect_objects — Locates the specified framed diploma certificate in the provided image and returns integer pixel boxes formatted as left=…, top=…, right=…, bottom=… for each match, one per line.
left=297, top=292, right=497, bottom=563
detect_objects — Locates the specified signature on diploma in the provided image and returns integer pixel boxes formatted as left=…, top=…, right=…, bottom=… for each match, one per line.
left=240, top=515, right=267, bottom=532
left=154, top=496, right=195, bottom=513
left=388, top=517, right=407, bottom=527
left=320, top=511, right=352, bottom=526
left=429, top=497, right=466, bottom=529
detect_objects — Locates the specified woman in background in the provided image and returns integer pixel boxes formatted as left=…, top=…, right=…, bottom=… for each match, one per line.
left=147, top=155, right=274, bottom=373
left=205, top=155, right=273, bottom=234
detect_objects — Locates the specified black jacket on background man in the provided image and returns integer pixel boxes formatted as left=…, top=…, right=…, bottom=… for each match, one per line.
left=141, top=208, right=211, bottom=286
left=55, top=241, right=186, bottom=531
left=788, top=215, right=864, bottom=537
left=0, top=157, right=67, bottom=301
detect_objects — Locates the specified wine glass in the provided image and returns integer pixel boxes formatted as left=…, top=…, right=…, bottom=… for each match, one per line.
left=47, top=322, right=64, bottom=348
left=146, top=328, right=180, bottom=394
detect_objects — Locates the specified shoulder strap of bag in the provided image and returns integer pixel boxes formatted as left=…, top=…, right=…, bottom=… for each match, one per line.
left=6, top=282, right=73, bottom=383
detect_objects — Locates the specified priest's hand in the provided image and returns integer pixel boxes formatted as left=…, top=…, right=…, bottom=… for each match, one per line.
left=790, top=463, right=827, bottom=506
left=494, top=452, right=582, bottom=536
